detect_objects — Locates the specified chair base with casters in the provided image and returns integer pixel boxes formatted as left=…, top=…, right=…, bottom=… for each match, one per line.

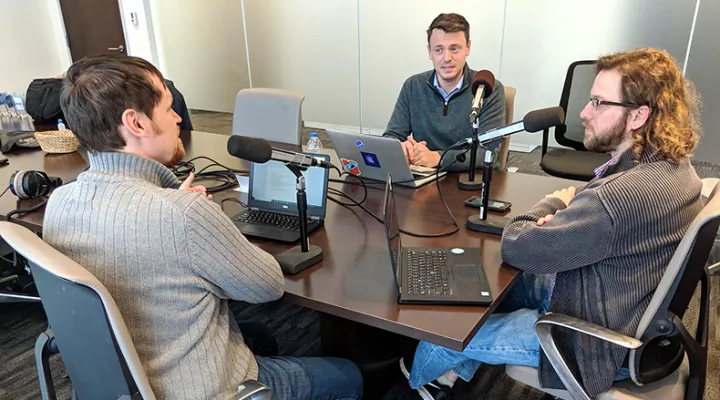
left=540, top=148, right=610, bottom=181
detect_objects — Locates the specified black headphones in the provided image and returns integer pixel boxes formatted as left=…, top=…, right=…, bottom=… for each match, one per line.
left=9, top=170, right=63, bottom=200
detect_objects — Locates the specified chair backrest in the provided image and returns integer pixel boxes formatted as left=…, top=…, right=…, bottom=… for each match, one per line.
left=166, top=79, right=193, bottom=131
left=555, top=60, right=596, bottom=151
left=628, top=183, right=720, bottom=395
left=232, top=88, right=305, bottom=145
left=497, top=86, right=516, bottom=170
left=0, top=222, right=156, bottom=400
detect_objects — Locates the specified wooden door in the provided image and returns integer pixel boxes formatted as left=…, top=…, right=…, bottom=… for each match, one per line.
left=59, top=0, right=127, bottom=61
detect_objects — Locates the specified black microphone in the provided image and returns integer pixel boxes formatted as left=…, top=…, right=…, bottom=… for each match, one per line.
left=465, top=106, right=565, bottom=145
left=469, top=70, right=496, bottom=124
left=227, top=135, right=332, bottom=169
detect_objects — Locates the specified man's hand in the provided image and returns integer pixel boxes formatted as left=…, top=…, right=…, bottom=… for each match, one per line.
left=401, top=134, right=428, bottom=165
left=537, top=214, right=554, bottom=226
left=545, top=186, right=576, bottom=207
left=412, top=143, right=441, bottom=168
left=401, top=140, right=415, bottom=164
left=179, top=172, right=213, bottom=200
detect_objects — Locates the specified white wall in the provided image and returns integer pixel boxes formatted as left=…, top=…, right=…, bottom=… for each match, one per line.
left=500, top=0, right=697, bottom=148
left=118, top=0, right=158, bottom=65
left=149, top=0, right=250, bottom=113
left=243, top=0, right=360, bottom=128
left=0, top=0, right=71, bottom=94
left=359, top=0, right=506, bottom=131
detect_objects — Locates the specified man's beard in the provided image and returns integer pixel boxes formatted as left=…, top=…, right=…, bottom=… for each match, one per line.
left=165, top=137, right=185, bottom=167
left=583, top=117, right=628, bottom=153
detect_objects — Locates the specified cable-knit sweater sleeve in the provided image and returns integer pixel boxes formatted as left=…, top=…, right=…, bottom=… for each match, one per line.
left=184, top=195, right=285, bottom=303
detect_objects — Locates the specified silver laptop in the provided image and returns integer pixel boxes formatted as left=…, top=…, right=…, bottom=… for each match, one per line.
left=326, top=129, right=446, bottom=188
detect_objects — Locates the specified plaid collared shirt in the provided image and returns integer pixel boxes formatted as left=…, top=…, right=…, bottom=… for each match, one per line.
left=593, top=154, right=622, bottom=178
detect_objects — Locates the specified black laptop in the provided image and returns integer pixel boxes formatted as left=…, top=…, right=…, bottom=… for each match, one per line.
left=382, top=174, right=493, bottom=305
left=233, top=154, right=330, bottom=243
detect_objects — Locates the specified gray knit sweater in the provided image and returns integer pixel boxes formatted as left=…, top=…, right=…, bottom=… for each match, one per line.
left=43, top=152, right=285, bottom=400
left=501, top=149, right=703, bottom=396
left=382, top=65, right=506, bottom=171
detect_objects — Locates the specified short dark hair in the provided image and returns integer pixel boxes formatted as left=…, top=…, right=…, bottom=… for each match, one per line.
left=427, top=13, right=470, bottom=43
left=60, top=55, right=166, bottom=153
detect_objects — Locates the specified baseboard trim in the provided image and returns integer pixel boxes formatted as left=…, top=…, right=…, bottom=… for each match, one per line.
left=508, top=143, right=538, bottom=153
left=305, top=121, right=384, bottom=136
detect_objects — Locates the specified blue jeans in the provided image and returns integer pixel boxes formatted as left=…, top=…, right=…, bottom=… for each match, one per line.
left=409, top=273, right=631, bottom=389
left=256, top=356, right=363, bottom=400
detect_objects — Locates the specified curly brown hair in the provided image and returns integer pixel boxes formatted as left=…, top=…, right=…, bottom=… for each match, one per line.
left=596, top=48, right=701, bottom=163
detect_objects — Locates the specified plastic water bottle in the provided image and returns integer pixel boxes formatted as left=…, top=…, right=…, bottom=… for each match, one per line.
left=57, top=119, right=66, bottom=131
left=306, top=132, right=323, bottom=153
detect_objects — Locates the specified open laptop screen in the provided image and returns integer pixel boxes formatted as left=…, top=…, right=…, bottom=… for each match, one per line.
left=248, top=153, right=330, bottom=218
left=382, top=174, right=402, bottom=292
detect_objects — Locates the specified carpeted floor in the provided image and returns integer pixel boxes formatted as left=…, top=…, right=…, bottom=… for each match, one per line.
left=1, top=109, right=719, bottom=400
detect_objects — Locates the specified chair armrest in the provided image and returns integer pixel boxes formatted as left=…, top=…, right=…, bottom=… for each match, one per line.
left=534, top=312, right=643, bottom=400
left=228, top=380, right=272, bottom=400
left=708, top=261, right=720, bottom=276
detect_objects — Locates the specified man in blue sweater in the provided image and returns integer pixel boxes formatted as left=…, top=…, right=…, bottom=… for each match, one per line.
left=383, top=13, right=506, bottom=171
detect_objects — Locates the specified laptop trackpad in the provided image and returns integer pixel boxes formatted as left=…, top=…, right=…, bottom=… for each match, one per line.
left=454, top=265, right=480, bottom=281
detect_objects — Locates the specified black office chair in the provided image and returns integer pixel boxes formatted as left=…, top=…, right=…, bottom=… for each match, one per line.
left=540, top=60, right=611, bottom=181
left=506, top=183, right=720, bottom=399
left=0, top=222, right=271, bottom=400
left=166, top=79, right=193, bottom=131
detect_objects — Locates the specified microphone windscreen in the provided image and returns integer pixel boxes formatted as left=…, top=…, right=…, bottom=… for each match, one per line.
left=523, top=107, right=566, bottom=133
left=227, top=135, right=272, bottom=163
left=471, top=70, right=495, bottom=98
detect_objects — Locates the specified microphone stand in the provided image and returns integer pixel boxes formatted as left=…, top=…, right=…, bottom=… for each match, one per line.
left=466, top=137, right=511, bottom=235
left=458, top=118, right=482, bottom=190
left=273, top=164, right=323, bottom=274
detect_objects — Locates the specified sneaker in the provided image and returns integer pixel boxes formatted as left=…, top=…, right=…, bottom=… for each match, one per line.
left=399, top=357, right=454, bottom=400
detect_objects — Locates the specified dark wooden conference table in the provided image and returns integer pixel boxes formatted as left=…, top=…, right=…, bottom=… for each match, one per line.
left=0, top=130, right=579, bottom=352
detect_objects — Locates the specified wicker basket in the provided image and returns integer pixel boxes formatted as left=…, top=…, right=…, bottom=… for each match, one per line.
left=34, top=130, right=80, bottom=153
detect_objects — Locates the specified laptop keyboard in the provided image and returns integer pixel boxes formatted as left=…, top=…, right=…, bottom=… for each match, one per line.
left=406, top=250, right=450, bottom=296
left=234, top=210, right=318, bottom=231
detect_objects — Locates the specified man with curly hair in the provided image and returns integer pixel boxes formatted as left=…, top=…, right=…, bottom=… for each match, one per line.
left=399, top=48, right=704, bottom=400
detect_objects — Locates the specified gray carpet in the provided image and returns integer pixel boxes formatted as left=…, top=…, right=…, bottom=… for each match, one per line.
left=1, top=109, right=719, bottom=400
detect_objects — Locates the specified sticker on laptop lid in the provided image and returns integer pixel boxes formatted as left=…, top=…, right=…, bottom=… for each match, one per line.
left=355, top=140, right=365, bottom=149
left=450, top=248, right=465, bottom=255
left=341, top=158, right=361, bottom=176
left=360, top=151, right=381, bottom=168
left=481, top=291, right=490, bottom=297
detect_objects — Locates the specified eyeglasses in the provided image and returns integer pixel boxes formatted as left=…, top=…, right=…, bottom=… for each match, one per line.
left=588, top=98, right=640, bottom=112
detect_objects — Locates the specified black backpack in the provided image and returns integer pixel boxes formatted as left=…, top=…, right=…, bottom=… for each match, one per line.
left=25, top=78, right=65, bottom=125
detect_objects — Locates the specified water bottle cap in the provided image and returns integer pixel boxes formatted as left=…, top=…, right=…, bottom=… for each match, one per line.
left=310, top=132, right=318, bottom=137
left=58, top=119, right=63, bottom=123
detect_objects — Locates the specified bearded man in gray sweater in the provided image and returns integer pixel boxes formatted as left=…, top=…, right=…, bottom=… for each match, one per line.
left=400, top=48, right=704, bottom=400
left=43, top=55, right=362, bottom=400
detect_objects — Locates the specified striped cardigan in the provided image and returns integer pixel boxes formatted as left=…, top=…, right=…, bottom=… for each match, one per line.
left=501, top=148, right=703, bottom=396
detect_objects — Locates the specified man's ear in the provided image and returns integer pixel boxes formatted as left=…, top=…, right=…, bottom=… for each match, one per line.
left=629, top=105, right=651, bottom=131
left=466, top=39, right=472, bottom=56
left=120, top=108, right=150, bottom=139
left=427, top=44, right=432, bottom=60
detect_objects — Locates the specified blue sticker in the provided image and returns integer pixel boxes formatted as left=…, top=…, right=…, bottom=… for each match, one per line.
left=355, top=140, right=365, bottom=149
left=360, top=151, right=381, bottom=168
left=450, top=248, right=465, bottom=255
